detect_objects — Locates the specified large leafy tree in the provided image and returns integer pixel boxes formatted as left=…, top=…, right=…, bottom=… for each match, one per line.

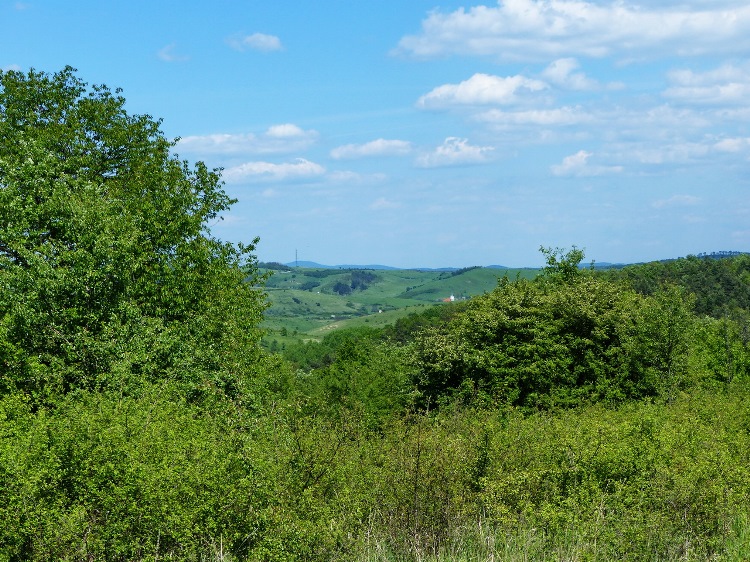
left=0, top=67, right=267, bottom=404
left=412, top=249, right=698, bottom=409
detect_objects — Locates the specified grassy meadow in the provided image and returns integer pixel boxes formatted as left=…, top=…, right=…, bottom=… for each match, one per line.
left=261, top=265, right=539, bottom=346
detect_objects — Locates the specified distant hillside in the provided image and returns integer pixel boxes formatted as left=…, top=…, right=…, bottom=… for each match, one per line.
left=259, top=265, right=539, bottom=344
left=284, top=261, right=399, bottom=269
left=265, top=250, right=748, bottom=273
left=282, top=261, right=456, bottom=271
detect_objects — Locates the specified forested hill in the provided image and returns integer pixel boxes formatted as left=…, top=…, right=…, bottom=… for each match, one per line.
left=599, top=252, right=750, bottom=317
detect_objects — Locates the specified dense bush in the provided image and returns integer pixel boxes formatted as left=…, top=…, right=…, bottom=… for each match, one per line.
left=601, top=253, right=750, bottom=317
left=0, top=67, right=267, bottom=407
left=412, top=274, right=697, bottom=409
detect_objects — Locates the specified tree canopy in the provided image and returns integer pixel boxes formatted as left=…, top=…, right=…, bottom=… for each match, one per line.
left=0, top=67, right=267, bottom=405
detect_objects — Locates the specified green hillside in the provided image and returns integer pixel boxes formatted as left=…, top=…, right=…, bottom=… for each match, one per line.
left=260, top=265, right=539, bottom=344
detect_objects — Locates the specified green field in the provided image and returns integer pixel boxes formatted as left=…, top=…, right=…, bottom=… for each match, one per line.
left=260, top=265, right=539, bottom=344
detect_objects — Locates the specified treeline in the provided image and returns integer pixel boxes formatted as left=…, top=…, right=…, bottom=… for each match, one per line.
left=601, top=252, right=750, bottom=317
left=285, top=248, right=750, bottom=415
left=2, top=68, right=750, bottom=561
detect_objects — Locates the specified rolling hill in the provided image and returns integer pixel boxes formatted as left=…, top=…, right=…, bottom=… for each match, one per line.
left=260, top=265, right=540, bottom=345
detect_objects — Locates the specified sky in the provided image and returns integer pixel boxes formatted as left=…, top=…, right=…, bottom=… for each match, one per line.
left=3, top=0, right=750, bottom=268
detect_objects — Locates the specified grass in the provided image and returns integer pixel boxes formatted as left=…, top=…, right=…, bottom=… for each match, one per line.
left=261, top=266, right=539, bottom=343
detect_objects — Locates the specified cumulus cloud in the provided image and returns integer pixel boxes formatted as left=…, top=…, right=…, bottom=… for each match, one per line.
left=416, top=137, right=494, bottom=168
left=265, top=123, right=306, bottom=138
left=157, top=43, right=188, bottom=62
left=541, top=58, right=600, bottom=90
left=417, top=73, right=548, bottom=108
left=223, top=158, right=325, bottom=183
left=228, top=33, right=283, bottom=52
left=551, top=150, right=623, bottom=176
left=664, top=63, right=750, bottom=105
left=395, top=0, right=750, bottom=61
left=177, top=124, right=318, bottom=155
left=330, top=138, right=413, bottom=159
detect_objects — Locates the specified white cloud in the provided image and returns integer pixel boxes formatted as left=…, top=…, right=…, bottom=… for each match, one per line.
left=551, top=150, right=623, bottom=176
left=652, top=195, right=701, bottom=209
left=664, top=63, right=750, bottom=105
left=330, top=138, right=412, bottom=159
left=395, top=0, right=750, bottom=61
left=1, top=64, right=21, bottom=72
left=228, top=33, right=283, bottom=52
left=624, top=142, right=711, bottom=165
left=417, top=73, right=548, bottom=108
left=714, top=137, right=750, bottom=153
left=265, top=123, right=306, bottom=138
left=177, top=124, right=318, bottom=155
left=541, top=58, right=599, bottom=90
left=223, top=158, right=325, bottom=183
left=477, top=106, right=591, bottom=126
left=370, top=197, right=401, bottom=210
left=416, top=137, right=494, bottom=168
left=327, top=170, right=388, bottom=184
left=157, top=43, right=188, bottom=62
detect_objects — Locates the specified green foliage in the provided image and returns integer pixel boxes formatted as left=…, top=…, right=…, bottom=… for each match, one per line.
left=0, top=67, right=267, bottom=405
left=0, top=388, right=273, bottom=560
left=622, top=283, right=697, bottom=401
left=540, top=244, right=587, bottom=282
left=332, top=280, right=352, bottom=296
left=350, top=270, right=378, bottom=290
left=690, top=313, right=750, bottom=386
left=4, top=385, right=750, bottom=561
left=381, top=301, right=468, bottom=345
left=601, top=253, right=750, bottom=318
left=258, top=261, right=292, bottom=271
left=285, top=327, right=411, bottom=426
left=297, top=280, right=321, bottom=291
left=450, top=265, right=482, bottom=277
left=412, top=273, right=698, bottom=409
left=285, top=326, right=383, bottom=370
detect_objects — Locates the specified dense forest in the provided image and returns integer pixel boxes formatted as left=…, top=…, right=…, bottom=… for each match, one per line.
left=2, top=68, right=750, bottom=561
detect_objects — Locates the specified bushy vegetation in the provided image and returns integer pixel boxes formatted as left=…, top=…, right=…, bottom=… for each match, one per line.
left=601, top=252, right=750, bottom=317
left=3, top=68, right=750, bottom=560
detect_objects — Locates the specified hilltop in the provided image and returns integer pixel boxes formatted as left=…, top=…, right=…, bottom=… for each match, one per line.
left=259, top=250, right=748, bottom=273
left=259, top=251, right=749, bottom=348
left=259, top=264, right=539, bottom=347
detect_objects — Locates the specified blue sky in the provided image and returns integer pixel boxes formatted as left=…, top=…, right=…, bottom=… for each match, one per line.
left=3, top=0, right=750, bottom=267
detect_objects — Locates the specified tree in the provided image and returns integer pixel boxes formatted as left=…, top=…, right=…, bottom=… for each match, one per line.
left=411, top=270, right=666, bottom=409
left=623, top=284, right=696, bottom=401
left=540, top=245, right=587, bottom=283
left=0, top=67, right=267, bottom=405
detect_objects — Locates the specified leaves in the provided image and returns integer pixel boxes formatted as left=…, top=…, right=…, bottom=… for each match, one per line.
left=0, top=67, right=267, bottom=404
